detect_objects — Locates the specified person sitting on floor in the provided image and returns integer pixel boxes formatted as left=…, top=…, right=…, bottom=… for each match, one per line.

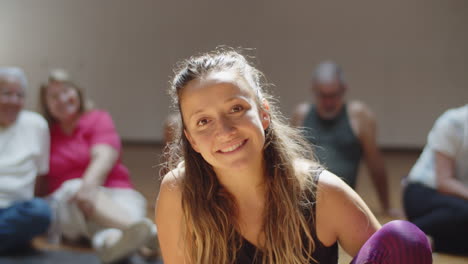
left=404, top=104, right=468, bottom=255
left=156, top=48, right=432, bottom=263
left=0, top=67, right=51, bottom=254
left=292, top=61, right=397, bottom=217
left=36, top=70, right=159, bottom=263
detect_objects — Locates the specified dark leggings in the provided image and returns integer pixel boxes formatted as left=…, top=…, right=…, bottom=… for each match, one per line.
left=404, top=182, right=468, bottom=255
left=350, top=220, right=432, bottom=264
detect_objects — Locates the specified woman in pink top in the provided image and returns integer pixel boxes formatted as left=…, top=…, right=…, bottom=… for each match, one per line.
left=37, top=70, right=158, bottom=263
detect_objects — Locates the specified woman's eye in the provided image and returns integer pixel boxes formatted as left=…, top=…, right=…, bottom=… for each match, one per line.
left=196, top=119, right=209, bottom=127
left=231, top=105, right=244, bottom=113
left=47, top=94, right=59, bottom=101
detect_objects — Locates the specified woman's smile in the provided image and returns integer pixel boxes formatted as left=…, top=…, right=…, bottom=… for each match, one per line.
left=217, top=139, right=248, bottom=154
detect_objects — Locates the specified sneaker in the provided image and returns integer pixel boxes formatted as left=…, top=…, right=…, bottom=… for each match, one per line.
left=92, top=228, right=121, bottom=251
left=139, top=224, right=161, bottom=259
left=145, top=221, right=159, bottom=252
left=97, top=219, right=153, bottom=264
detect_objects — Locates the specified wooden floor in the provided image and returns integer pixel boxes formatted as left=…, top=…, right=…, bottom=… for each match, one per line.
left=120, top=142, right=468, bottom=264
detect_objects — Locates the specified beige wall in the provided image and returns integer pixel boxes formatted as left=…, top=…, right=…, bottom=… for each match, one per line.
left=1, top=0, right=467, bottom=147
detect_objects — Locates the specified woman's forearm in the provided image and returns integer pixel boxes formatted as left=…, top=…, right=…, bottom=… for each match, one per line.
left=81, top=144, right=119, bottom=187
left=436, top=151, right=468, bottom=200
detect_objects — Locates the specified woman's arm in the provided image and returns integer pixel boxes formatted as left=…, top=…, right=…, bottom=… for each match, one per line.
left=79, top=111, right=121, bottom=187
left=435, top=151, right=468, bottom=200
left=316, top=170, right=381, bottom=256
left=81, top=144, right=118, bottom=186
left=155, top=170, right=186, bottom=264
left=71, top=144, right=118, bottom=216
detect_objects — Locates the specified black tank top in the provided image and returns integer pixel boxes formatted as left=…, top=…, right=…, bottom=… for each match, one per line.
left=234, top=171, right=338, bottom=263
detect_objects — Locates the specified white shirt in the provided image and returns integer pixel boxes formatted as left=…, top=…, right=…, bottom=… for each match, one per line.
left=0, top=110, right=50, bottom=208
left=408, top=105, right=468, bottom=189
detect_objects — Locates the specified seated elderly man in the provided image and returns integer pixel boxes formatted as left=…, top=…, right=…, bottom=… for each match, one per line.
left=0, top=67, right=51, bottom=253
left=292, top=61, right=393, bottom=216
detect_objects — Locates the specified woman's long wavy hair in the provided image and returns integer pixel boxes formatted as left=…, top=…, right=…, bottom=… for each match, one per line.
left=164, top=48, right=321, bottom=264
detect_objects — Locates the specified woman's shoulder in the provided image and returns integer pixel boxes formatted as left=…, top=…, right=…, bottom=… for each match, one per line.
left=291, top=159, right=345, bottom=192
left=156, top=164, right=185, bottom=226
left=78, top=110, right=117, bottom=130
left=81, top=109, right=111, bottom=120
left=314, top=170, right=360, bottom=204
left=316, top=170, right=344, bottom=188
left=159, top=163, right=185, bottom=197
left=315, top=170, right=380, bottom=254
left=293, top=158, right=323, bottom=185
left=314, top=169, right=379, bottom=225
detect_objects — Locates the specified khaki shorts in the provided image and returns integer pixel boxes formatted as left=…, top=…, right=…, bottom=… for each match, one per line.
left=49, top=178, right=147, bottom=241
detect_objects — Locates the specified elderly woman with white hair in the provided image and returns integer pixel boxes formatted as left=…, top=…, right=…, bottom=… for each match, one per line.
left=0, top=67, right=51, bottom=253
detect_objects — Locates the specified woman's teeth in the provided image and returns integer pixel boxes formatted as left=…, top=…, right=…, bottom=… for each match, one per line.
left=220, top=141, right=244, bottom=153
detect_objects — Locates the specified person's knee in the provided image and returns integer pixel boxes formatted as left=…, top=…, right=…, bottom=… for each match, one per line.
left=2, top=199, right=52, bottom=243
left=354, top=221, right=433, bottom=263
left=381, top=220, right=432, bottom=253
left=381, top=221, right=425, bottom=240
left=21, top=198, right=52, bottom=233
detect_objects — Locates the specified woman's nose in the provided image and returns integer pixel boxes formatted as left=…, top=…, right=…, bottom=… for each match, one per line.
left=59, top=93, right=69, bottom=103
left=215, top=117, right=236, bottom=138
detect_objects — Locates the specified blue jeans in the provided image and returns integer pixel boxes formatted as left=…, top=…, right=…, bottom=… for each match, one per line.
left=0, top=198, right=51, bottom=254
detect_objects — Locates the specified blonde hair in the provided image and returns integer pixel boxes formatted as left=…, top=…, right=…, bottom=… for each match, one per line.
left=165, top=48, right=321, bottom=264
left=39, top=81, right=87, bottom=125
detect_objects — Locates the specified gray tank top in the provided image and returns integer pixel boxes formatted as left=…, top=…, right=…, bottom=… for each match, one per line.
left=302, top=104, right=362, bottom=188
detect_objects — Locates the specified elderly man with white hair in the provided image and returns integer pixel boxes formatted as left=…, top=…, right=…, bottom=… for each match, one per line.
left=0, top=67, right=51, bottom=253
left=293, top=61, right=396, bottom=217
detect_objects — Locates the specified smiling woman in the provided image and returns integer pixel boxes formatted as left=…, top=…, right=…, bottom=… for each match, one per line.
left=36, top=74, right=159, bottom=263
left=155, top=48, right=432, bottom=264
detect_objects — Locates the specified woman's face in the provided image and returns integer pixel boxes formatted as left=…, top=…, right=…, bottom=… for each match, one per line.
left=180, top=70, right=270, bottom=173
left=45, top=82, right=80, bottom=123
